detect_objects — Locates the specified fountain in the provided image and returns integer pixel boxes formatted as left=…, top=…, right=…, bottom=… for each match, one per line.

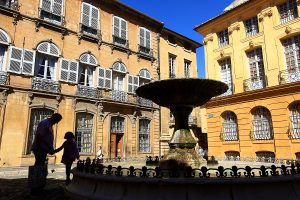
left=136, top=78, right=228, bottom=169
left=65, top=78, right=300, bottom=200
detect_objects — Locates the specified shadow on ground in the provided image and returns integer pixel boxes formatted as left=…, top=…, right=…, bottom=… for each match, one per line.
left=0, top=178, right=66, bottom=200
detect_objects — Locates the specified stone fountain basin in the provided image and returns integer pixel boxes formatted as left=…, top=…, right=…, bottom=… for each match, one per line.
left=65, top=168, right=300, bottom=200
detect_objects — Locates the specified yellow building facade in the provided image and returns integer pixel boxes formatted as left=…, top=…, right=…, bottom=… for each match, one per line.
left=0, top=0, right=200, bottom=166
left=195, top=0, right=300, bottom=160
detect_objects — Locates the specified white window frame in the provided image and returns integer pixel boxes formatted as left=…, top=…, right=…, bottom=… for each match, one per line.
left=184, top=60, right=191, bottom=78
left=252, top=107, right=273, bottom=140
left=80, top=2, right=99, bottom=30
left=39, top=0, right=64, bottom=24
left=59, top=58, right=78, bottom=83
left=139, top=119, right=150, bottom=153
left=78, top=64, right=94, bottom=87
left=218, top=29, right=229, bottom=48
left=8, top=46, right=36, bottom=75
left=139, top=27, right=151, bottom=48
left=278, top=0, right=298, bottom=24
left=283, top=35, right=300, bottom=73
left=97, top=67, right=112, bottom=89
left=222, top=112, right=238, bottom=141
left=220, top=58, right=233, bottom=95
left=76, top=112, right=94, bottom=154
left=245, top=16, right=259, bottom=37
left=112, top=16, right=128, bottom=40
left=36, top=55, right=57, bottom=80
left=127, top=74, right=139, bottom=94
left=169, top=54, right=176, bottom=78
left=111, top=116, right=125, bottom=133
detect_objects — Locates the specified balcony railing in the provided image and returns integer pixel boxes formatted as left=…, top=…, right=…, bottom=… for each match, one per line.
left=77, top=85, right=100, bottom=99
left=137, top=96, right=153, bottom=107
left=111, top=90, right=128, bottom=102
left=243, top=76, right=267, bottom=92
left=0, top=71, right=8, bottom=85
left=279, top=69, right=300, bottom=84
left=0, top=0, right=18, bottom=10
left=32, top=77, right=60, bottom=93
left=80, top=23, right=100, bottom=39
left=112, top=35, right=128, bottom=48
left=138, top=45, right=153, bottom=56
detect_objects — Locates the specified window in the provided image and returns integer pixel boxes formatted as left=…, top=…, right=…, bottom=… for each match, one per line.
left=247, top=48, right=266, bottom=90
left=27, top=108, right=54, bottom=154
left=290, top=103, right=300, bottom=139
left=76, top=112, right=93, bottom=153
left=111, top=116, right=125, bottom=133
left=127, top=75, right=139, bottom=94
left=139, top=69, right=151, bottom=85
left=296, top=152, right=300, bottom=160
left=139, top=119, right=150, bottom=153
left=0, top=0, right=16, bottom=9
left=278, top=0, right=298, bottom=24
left=8, top=47, right=36, bottom=75
left=252, top=107, right=273, bottom=140
left=0, top=46, right=4, bottom=71
left=98, top=67, right=112, bottom=89
left=78, top=53, right=97, bottom=87
left=0, top=29, right=9, bottom=71
left=225, top=151, right=240, bottom=160
left=219, top=58, right=233, bottom=95
left=256, top=151, right=275, bottom=162
left=245, top=16, right=259, bottom=37
left=139, top=27, right=151, bottom=54
left=283, top=35, right=300, bottom=82
left=169, top=54, right=176, bottom=78
left=39, top=0, right=64, bottom=25
left=59, top=59, right=78, bottom=83
left=218, top=29, right=229, bottom=47
left=80, top=2, right=99, bottom=35
left=222, top=112, right=238, bottom=141
left=111, top=62, right=127, bottom=102
left=113, top=16, right=128, bottom=46
left=184, top=60, right=191, bottom=78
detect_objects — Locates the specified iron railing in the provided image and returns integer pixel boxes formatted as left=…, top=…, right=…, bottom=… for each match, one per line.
left=32, top=77, right=60, bottom=93
left=138, top=45, right=153, bottom=56
left=0, top=71, right=8, bottom=85
left=111, top=90, right=128, bottom=102
left=112, top=35, right=128, bottom=48
left=137, top=96, right=153, bottom=107
left=243, top=76, right=267, bottom=91
left=80, top=23, right=101, bottom=38
left=279, top=69, right=300, bottom=84
left=0, top=0, right=18, bottom=10
left=77, top=85, right=100, bottom=99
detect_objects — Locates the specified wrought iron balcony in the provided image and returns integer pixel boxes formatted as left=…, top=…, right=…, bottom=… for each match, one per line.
left=32, top=77, right=60, bottom=93
left=243, top=76, right=267, bottom=92
left=137, top=96, right=153, bottom=107
left=0, top=0, right=19, bottom=10
left=39, top=8, right=65, bottom=26
left=77, top=85, right=100, bottom=99
left=112, top=35, right=128, bottom=48
left=138, top=45, right=153, bottom=56
left=80, top=23, right=101, bottom=39
left=111, top=90, right=128, bottom=102
left=0, top=71, right=8, bottom=85
left=279, top=69, right=300, bottom=84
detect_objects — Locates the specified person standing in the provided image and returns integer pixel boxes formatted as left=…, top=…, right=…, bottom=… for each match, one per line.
left=54, top=132, right=79, bottom=185
left=31, top=113, right=62, bottom=166
left=96, top=146, right=103, bottom=163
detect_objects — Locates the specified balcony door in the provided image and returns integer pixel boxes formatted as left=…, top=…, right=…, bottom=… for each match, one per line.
left=110, top=116, right=125, bottom=159
left=247, top=48, right=266, bottom=90
left=219, top=58, right=233, bottom=95
left=283, top=36, right=300, bottom=83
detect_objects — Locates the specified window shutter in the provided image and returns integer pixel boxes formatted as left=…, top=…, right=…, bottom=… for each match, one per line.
left=81, top=2, right=90, bottom=27
left=22, top=49, right=36, bottom=75
left=128, top=75, right=139, bottom=93
left=105, top=69, right=112, bottom=89
left=52, top=0, right=63, bottom=16
left=113, top=16, right=120, bottom=37
left=145, top=30, right=151, bottom=49
left=69, top=61, right=78, bottom=83
left=139, top=28, right=145, bottom=46
left=41, top=0, right=52, bottom=12
left=8, top=46, right=22, bottom=73
left=90, top=6, right=99, bottom=30
left=59, top=59, right=69, bottom=82
left=121, top=19, right=127, bottom=40
left=98, top=67, right=105, bottom=88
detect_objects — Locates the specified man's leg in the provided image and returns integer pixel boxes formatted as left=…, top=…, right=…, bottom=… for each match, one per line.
left=34, top=151, right=47, bottom=166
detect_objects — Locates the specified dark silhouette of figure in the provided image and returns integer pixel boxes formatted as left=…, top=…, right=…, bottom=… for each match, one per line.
left=54, top=132, right=79, bottom=185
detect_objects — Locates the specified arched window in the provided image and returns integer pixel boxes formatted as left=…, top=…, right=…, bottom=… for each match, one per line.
left=26, top=108, right=54, bottom=154
left=289, top=102, right=300, bottom=139
left=0, top=29, right=10, bottom=72
left=139, top=119, right=150, bottom=153
left=252, top=107, right=273, bottom=140
left=222, top=111, right=238, bottom=141
left=35, top=41, right=60, bottom=80
left=225, top=151, right=240, bottom=161
left=139, top=69, right=151, bottom=85
left=256, top=151, right=275, bottom=163
left=78, top=53, right=98, bottom=87
left=75, top=112, right=93, bottom=153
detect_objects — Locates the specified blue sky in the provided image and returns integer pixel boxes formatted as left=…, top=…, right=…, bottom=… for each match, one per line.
left=119, top=0, right=233, bottom=77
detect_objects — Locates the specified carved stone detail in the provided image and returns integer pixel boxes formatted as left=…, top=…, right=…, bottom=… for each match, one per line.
left=228, top=24, right=240, bottom=34
left=203, top=36, right=213, bottom=45
left=285, top=26, right=292, bottom=34
left=258, top=9, right=273, bottom=21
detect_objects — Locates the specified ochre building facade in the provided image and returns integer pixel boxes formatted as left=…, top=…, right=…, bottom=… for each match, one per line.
left=195, top=0, right=300, bottom=161
left=0, top=0, right=200, bottom=166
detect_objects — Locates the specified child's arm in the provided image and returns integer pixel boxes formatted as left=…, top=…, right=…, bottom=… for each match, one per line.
left=54, top=142, right=64, bottom=153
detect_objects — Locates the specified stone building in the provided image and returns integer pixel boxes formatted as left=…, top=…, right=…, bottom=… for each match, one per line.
left=0, top=0, right=201, bottom=166
left=195, top=0, right=300, bottom=161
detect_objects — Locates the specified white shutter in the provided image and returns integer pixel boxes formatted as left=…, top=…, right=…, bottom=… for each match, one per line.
left=121, top=19, right=127, bottom=40
left=139, top=28, right=145, bottom=46
left=90, top=6, right=99, bottom=30
left=59, top=59, right=69, bottom=82
left=98, top=67, right=105, bottom=88
left=52, top=0, right=63, bottom=16
left=105, top=69, right=112, bottom=89
left=113, top=16, right=120, bottom=37
left=81, top=2, right=91, bottom=27
left=22, top=49, right=36, bottom=75
left=145, top=30, right=151, bottom=49
left=128, top=75, right=139, bottom=94
left=8, top=46, right=22, bottom=73
left=69, top=61, right=78, bottom=83
left=41, top=0, right=51, bottom=12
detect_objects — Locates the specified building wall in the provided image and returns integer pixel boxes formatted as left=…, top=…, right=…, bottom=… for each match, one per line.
left=196, top=0, right=300, bottom=159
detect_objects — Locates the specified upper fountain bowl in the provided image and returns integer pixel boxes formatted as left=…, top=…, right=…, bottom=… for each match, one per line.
left=136, top=78, right=228, bottom=108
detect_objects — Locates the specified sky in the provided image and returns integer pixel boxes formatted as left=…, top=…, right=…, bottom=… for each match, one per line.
left=119, top=0, right=233, bottom=78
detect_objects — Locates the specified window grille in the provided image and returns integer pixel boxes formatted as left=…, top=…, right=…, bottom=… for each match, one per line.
left=218, top=29, right=229, bottom=48
left=80, top=2, right=99, bottom=35
left=225, top=151, right=240, bottom=160
left=222, top=112, right=238, bottom=141
left=245, top=16, right=259, bottom=37
left=256, top=151, right=275, bottom=162
left=139, top=69, right=151, bottom=80
left=184, top=60, right=191, bottom=78
left=113, top=16, right=128, bottom=46
left=169, top=54, right=176, bottom=78
left=290, top=103, right=300, bottom=139
left=76, top=112, right=93, bottom=153
left=219, top=58, right=233, bottom=95
left=111, top=117, right=125, bottom=133
left=40, top=0, right=64, bottom=24
left=283, top=35, right=300, bottom=82
left=252, top=107, right=273, bottom=140
left=247, top=48, right=266, bottom=90
left=278, top=0, right=298, bottom=24
left=139, top=119, right=150, bottom=153
left=27, top=109, right=54, bottom=154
